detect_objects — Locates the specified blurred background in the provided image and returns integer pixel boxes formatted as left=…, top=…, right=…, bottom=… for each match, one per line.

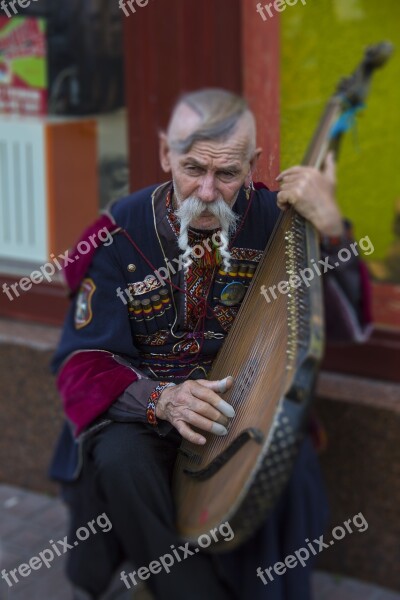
left=0, top=0, right=399, bottom=598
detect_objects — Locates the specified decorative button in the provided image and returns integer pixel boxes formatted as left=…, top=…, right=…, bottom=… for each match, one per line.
left=127, top=264, right=136, bottom=272
left=220, top=282, right=246, bottom=306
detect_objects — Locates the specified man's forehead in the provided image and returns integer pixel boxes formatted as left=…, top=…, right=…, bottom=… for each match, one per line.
left=180, top=139, right=249, bottom=167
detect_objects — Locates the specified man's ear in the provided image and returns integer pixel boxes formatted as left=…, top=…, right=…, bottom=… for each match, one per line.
left=244, top=147, right=262, bottom=187
left=159, top=132, right=172, bottom=173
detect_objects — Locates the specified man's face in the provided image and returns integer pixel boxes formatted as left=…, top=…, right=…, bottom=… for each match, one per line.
left=171, top=139, right=250, bottom=230
left=160, top=106, right=259, bottom=230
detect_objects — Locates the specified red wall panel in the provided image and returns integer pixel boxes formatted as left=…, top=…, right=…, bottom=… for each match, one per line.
left=123, top=0, right=242, bottom=190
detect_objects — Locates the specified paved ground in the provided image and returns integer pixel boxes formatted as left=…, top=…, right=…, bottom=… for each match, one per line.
left=0, top=484, right=399, bottom=600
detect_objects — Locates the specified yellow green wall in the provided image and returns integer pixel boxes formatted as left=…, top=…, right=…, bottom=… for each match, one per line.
left=281, top=0, right=400, bottom=263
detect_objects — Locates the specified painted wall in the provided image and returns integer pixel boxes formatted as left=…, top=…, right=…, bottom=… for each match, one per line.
left=280, top=0, right=400, bottom=271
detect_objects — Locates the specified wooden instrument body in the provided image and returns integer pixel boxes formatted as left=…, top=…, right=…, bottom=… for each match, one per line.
left=173, top=210, right=324, bottom=550
left=172, top=42, right=393, bottom=551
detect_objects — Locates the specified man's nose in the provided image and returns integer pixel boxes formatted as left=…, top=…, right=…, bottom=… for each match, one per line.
left=197, top=173, right=218, bottom=203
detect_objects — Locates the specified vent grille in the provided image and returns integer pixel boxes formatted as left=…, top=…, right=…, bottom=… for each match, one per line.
left=0, top=119, right=47, bottom=264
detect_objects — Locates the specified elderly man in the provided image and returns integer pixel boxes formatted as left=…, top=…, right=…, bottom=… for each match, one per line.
left=50, top=89, right=369, bottom=600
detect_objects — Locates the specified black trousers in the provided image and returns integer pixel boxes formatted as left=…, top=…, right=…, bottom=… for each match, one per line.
left=62, top=422, right=236, bottom=599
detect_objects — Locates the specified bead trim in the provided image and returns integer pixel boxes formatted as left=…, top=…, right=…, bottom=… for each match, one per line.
left=146, top=382, right=176, bottom=426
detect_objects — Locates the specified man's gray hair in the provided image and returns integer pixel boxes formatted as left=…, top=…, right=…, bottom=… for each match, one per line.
left=168, top=88, right=250, bottom=154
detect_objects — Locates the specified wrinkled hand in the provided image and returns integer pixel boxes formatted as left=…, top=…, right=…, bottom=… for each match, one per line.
left=156, top=376, right=235, bottom=445
left=276, top=152, right=344, bottom=237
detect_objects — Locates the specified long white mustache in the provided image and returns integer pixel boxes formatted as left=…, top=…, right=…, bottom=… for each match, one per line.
left=174, top=195, right=239, bottom=272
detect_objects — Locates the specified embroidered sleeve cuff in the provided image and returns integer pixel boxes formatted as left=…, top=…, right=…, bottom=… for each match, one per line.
left=146, top=382, right=176, bottom=430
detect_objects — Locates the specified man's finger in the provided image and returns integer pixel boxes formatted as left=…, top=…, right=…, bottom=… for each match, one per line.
left=183, top=410, right=228, bottom=437
left=278, top=181, right=300, bottom=192
left=186, top=397, right=229, bottom=426
left=277, top=173, right=304, bottom=184
left=277, top=191, right=296, bottom=206
left=200, top=376, right=234, bottom=394
left=197, top=376, right=234, bottom=393
left=191, top=382, right=225, bottom=405
left=194, top=378, right=235, bottom=417
left=175, top=420, right=206, bottom=445
left=276, top=166, right=304, bottom=181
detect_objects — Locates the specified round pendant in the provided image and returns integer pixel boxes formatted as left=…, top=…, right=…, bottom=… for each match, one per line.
left=220, top=282, right=246, bottom=306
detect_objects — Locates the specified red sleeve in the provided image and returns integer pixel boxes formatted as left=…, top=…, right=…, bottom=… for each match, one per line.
left=57, top=350, right=139, bottom=435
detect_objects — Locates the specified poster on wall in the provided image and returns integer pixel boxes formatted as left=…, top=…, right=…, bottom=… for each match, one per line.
left=0, top=16, right=47, bottom=116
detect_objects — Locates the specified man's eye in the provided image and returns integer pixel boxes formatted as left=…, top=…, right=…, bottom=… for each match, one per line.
left=218, top=171, right=236, bottom=179
left=185, top=165, right=202, bottom=174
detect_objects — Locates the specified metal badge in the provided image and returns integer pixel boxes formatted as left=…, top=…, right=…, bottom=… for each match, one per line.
left=220, top=282, right=246, bottom=306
